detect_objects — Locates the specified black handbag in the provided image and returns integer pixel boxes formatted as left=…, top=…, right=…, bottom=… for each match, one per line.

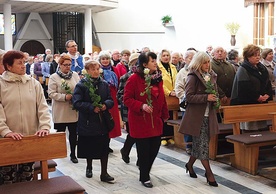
left=179, top=96, right=188, bottom=109
left=102, top=110, right=115, bottom=132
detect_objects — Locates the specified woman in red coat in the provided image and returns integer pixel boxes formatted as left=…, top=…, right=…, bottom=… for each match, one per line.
left=98, top=51, right=121, bottom=152
left=124, top=52, right=169, bottom=188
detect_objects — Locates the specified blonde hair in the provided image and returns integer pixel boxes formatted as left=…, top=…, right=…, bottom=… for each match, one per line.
left=188, top=51, right=211, bottom=74
left=158, top=49, right=171, bottom=62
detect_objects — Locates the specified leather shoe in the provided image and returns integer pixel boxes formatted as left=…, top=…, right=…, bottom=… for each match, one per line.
left=86, top=168, right=93, bottom=178
left=141, top=181, right=153, bottom=188
left=100, top=173, right=115, bottom=183
left=70, top=157, right=78, bottom=163
left=120, top=148, right=130, bottom=163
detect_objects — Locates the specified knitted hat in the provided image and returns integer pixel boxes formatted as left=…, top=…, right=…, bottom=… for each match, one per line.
left=129, top=53, right=140, bottom=66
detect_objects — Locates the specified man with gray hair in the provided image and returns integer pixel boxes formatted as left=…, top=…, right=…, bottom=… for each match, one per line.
left=175, top=49, right=196, bottom=154
left=171, top=51, right=182, bottom=71
left=211, top=46, right=236, bottom=116
left=43, top=48, right=51, bottom=61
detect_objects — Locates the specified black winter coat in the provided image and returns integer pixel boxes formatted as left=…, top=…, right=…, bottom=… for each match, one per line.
left=72, top=77, right=114, bottom=136
left=230, top=60, right=273, bottom=105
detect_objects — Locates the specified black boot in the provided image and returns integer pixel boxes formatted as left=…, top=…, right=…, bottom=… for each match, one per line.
left=86, top=168, right=93, bottom=178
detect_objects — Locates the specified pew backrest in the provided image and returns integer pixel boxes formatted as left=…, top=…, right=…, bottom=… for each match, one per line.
left=222, top=102, right=276, bottom=134
left=0, top=132, right=67, bottom=180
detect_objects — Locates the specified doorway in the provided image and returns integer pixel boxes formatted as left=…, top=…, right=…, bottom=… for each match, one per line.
left=20, top=40, right=45, bottom=56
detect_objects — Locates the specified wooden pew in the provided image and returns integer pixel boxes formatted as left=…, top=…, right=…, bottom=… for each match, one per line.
left=166, top=118, right=233, bottom=159
left=33, top=160, right=57, bottom=180
left=0, top=132, right=85, bottom=194
left=222, top=102, right=276, bottom=175
left=166, top=96, right=184, bottom=148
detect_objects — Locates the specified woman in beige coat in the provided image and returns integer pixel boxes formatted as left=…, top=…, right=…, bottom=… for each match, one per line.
left=178, top=52, right=219, bottom=187
left=0, top=50, right=51, bottom=184
left=48, top=54, right=80, bottom=163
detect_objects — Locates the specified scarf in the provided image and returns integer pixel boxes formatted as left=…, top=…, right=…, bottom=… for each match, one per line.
left=241, top=60, right=268, bottom=87
left=3, top=71, right=31, bottom=84
left=101, top=64, right=118, bottom=88
left=68, top=53, right=81, bottom=69
left=56, top=69, right=73, bottom=79
left=133, top=67, right=162, bottom=85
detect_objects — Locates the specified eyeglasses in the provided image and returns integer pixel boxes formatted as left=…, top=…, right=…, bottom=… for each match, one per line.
left=68, top=44, right=78, bottom=48
left=62, top=64, right=72, bottom=67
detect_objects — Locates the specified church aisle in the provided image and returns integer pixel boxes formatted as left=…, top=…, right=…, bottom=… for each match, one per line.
left=52, top=130, right=276, bottom=194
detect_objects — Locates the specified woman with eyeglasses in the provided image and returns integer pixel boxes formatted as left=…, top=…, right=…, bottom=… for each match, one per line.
left=48, top=53, right=80, bottom=163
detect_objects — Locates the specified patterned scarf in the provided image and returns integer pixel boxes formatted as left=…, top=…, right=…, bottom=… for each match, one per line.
left=133, top=66, right=163, bottom=85
left=56, top=69, right=73, bottom=79
left=101, top=64, right=118, bottom=88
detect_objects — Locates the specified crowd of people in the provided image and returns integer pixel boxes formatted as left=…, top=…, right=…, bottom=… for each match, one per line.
left=0, top=41, right=275, bottom=188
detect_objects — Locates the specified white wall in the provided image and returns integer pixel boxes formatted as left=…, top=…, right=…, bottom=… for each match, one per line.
left=94, top=0, right=254, bottom=52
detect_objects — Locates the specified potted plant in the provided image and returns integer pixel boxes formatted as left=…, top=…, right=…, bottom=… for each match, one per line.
left=225, top=22, right=240, bottom=46
left=161, top=15, right=172, bottom=25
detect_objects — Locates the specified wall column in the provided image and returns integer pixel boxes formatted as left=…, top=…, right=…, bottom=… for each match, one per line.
left=253, top=4, right=259, bottom=45
left=259, top=3, right=265, bottom=46
left=84, top=8, right=92, bottom=54
left=268, top=2, right=274, bottom=35
left=3, top=3, right=13, bottom=50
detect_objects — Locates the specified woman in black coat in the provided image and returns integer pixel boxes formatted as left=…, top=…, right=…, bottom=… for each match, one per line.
left=231, top=44, right=273, bottom=131
left=72, top=59, right=115, bottom=183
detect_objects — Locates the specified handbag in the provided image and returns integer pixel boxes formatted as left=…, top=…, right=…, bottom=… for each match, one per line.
left=179, top=95, right=188, bottom=109
left=102, top=110, right=115, bottom=132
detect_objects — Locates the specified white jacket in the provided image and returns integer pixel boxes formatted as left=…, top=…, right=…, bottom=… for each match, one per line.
left=175, top=65, right=189, bottom=111
left=48, top=72, right=80, bottom=123
left=0, top=71, right=51, bottom=137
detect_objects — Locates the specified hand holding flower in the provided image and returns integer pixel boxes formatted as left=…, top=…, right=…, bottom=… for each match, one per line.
left=94, top=106, right=101, bottom=113
left=140, top=68, right=154, bottom=128
left=65, top=94, right=72, bottom=101
left=207, top=94, right=218, bottom=102
left=203, top=73, right=220, bottom=109
left=142, top=104, right=153, bottom=113
left=101, top=104, right=107, bottom=111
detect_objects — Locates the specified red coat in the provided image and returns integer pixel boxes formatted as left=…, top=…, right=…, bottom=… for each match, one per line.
left=105, top=66, right=121, bottom=138
left=116, top=62, right=128, bottom=79
left=124, top=73, right=169, bottom=138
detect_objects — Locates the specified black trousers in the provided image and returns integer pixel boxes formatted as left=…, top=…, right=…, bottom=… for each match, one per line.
left=136, top=136, right=161, bottom=182
left=122, top=122, right=136, bottom=156
left=54, top=122, right=78, bottom=157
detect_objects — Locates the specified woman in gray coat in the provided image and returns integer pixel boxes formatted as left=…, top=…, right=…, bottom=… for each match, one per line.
left=178, top=52, right=219, bottom=187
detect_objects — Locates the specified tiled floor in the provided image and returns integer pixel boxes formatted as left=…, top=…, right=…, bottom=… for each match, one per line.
left=52, top=130, right=276, bottom=194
